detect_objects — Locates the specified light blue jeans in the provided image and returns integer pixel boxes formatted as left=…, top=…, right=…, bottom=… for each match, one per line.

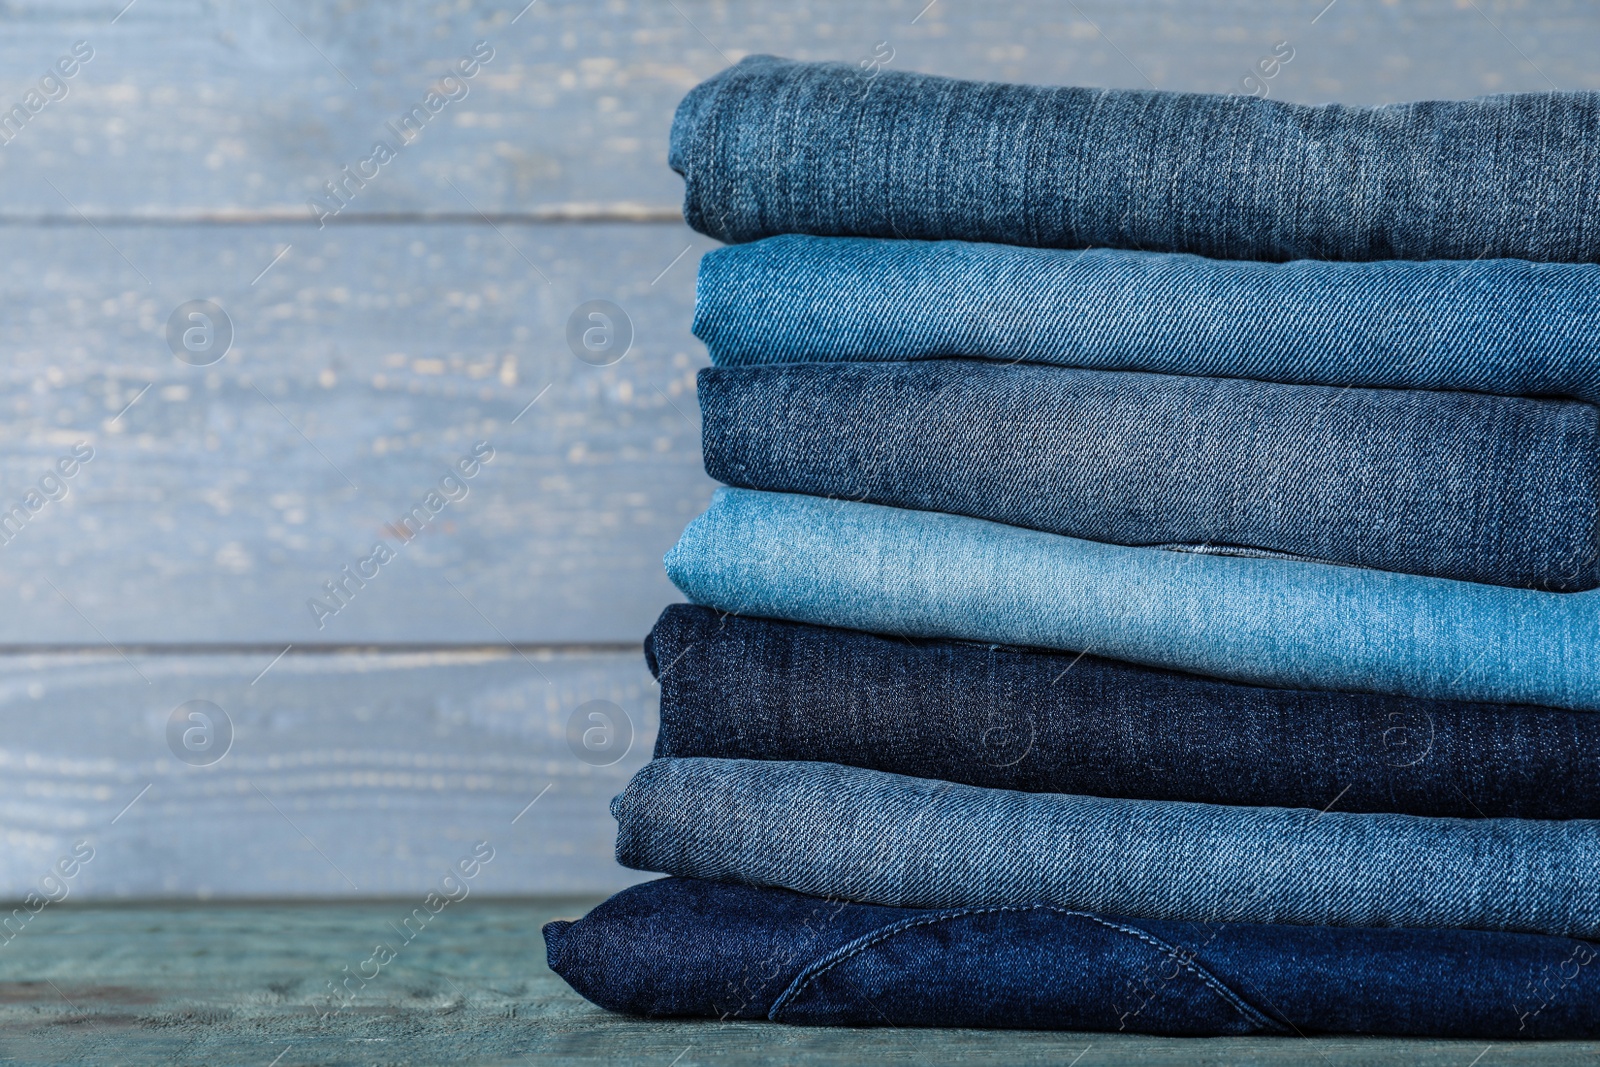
left=614, top=758, right=1600, bottom=937
left=665, top=489, right=1600, bottom=711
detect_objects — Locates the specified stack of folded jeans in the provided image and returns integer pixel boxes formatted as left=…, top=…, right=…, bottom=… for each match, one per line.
left=548, top=57, right=1600, bottom=1038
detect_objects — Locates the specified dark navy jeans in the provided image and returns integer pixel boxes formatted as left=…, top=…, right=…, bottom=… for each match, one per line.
left=672, top=56, right=1600, bottom=263
left=547, top=878, right=1600, bottom=1037
left=648, top=605, right=1600, bottom=820
left=699, top=361, right=1600, bottom=590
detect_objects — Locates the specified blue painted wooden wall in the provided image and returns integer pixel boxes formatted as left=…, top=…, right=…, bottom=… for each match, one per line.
left=0, top=0, right=1594, bottom=898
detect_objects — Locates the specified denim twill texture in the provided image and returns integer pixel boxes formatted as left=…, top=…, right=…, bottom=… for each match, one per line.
left=671, top=56, right=1600, bottom=263
left=612, top=759, right=1600, bottom=937
left=546, top=877, right=1600, bottom=1038
left=664, top=489, right=1600, bottom=711
left=695, top=236, right=1600, bottom=403
left=648, top=605, right=1600, bottom=821
left=699, top=361, right=1600, bottom=590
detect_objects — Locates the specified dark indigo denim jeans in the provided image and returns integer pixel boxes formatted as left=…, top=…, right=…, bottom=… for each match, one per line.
left=672, top=56, right=1600, bottom=263
left=648, top=605, right=1600, bottom=820
left=546, top=877, right=1600, bottom=1037
left=666, top=489, right=1600, bottom=711
left=695, top=235, right=1600, bottom=404
left=699, top=360, right=1600, bottom=590
left=614, top=758, right=1600, bottom=937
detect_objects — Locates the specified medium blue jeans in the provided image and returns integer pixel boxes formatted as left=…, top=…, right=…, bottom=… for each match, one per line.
left=665, top=489, right=1600, bottom=711
left=547, top=877, right=1600, bottom=1037
left=699, top=360, right=1600, bottom=589
left=649, top=604, right=1600, bottom=820
left=695, top=235, right=1600, bottom=404
left=672, top=56, right=1600, bottom=263
left=613, top=759, right=1600, bottom=937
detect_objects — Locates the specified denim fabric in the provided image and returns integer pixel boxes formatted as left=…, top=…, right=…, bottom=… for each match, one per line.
left=671, top=56, right=1600, bottom=263
left=695, top=235, right=1600, bottom=404
left=648, top=605, right=1600, bottom=821
left=546, top=877, right=1600, bottom=1037
left=699, top=361, right=1600, bottom=590
left=664, top=489, right=1600, bottom=711
left=613, top=759, right=1600, bottom=937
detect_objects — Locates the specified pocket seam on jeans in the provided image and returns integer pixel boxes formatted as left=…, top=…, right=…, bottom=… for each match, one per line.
left=768, top=904, right=1282, bottom=1030
left=1075, top=914, right=1283, bottom=1031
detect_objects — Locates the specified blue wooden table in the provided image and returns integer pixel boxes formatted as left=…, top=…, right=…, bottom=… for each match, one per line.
left=2, top=899, right=1594, bottom=1066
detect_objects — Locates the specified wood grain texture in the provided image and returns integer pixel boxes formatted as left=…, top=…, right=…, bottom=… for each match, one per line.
left=0, top=650, right=656, bottom=899
left=0, top=0, right=1593, bottom=219
left=0, top=0, right=1592, bottom=646
left=0, top=900, right=1592, bottom=1065
left=0, top=0, right=1597, bottom=905
left=0, top=221, right=714, bottom=643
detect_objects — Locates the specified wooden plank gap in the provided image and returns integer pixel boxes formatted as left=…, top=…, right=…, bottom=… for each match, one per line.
left=0, top=207, right=685, bottom=227
left=0, top=642, right=644, bottom=656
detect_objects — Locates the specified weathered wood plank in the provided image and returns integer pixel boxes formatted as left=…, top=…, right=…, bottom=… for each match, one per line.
left=1, top=0, right=1594, bottom=645
left=0, top=0, right=1594, bottom=928
left=0, top=900, right=1594, bottom=1065
left=0, top=221, right=715, bottom=643
left=0, top=0, right=1594, bottom=219
left=0, top=649, right=656, bottom=898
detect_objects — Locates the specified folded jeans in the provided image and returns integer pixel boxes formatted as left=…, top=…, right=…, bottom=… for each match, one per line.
left=614, top=758, right=1600, bottom=937
left=648, top=604, right=1600, bottom=820
left=665, top=489, right=1600, bottom=711
left=672, top=56, right=1600, bottom=263
left=699, top=360, right=1600, bottom=589
left=695, top=235, right=1600, bottom=404
left=546, top=877, right=1600, bottom=1038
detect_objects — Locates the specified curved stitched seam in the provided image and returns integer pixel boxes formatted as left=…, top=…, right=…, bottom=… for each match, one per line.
left=767, top=904, right=1282, bottom=1030
left=1077, top=914, right=1282, bottom=1030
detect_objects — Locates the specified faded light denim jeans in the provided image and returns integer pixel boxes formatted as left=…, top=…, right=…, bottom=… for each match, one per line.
left=547, top=877, right=1600, bottom=1038
left=649, top=604, right=1600, bottom=821
left=613, top=759, right=1600, bottom=937
left=695, top=235, right=1600, bottom=404
left=672, top=56, right=1600, bottom=263
left=665, top=489, right=1600, bottom=711
left=699, top=360, right=1600, bottom=590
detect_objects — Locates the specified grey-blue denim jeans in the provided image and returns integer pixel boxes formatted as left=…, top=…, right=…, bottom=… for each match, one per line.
left=673, top=55, right=1600, bottom=263
left=699, top=359, right=1600, bottom=589
left=615, top=758, right=1600, bottom=937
